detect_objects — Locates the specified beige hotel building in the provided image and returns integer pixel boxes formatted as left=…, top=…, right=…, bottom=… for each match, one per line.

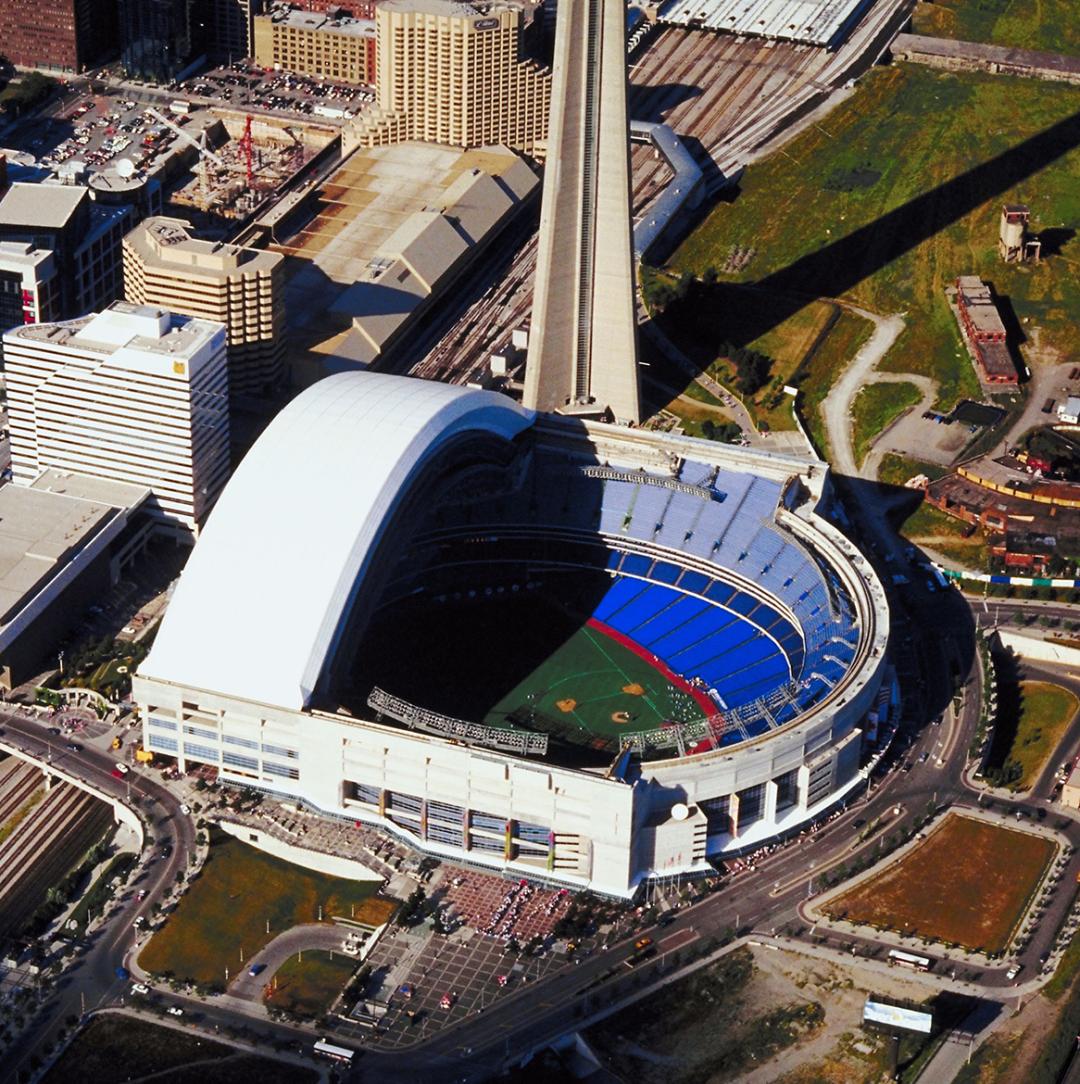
left=122, top=217, right=285, bottom=399
left=347, top=0, right=551, bottom=158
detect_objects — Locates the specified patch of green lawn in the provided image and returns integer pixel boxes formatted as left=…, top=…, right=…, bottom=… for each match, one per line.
left=139, top=829, right=392, bottom=987
left=877, top=453, right=950, bottom=487
left=1004, top=681, right=1079, bottom=790
left=852, top=382, right=923, bottom=467
left=896, top=499, right=992, bottom=571
left=665, top=64, right=1080, bottom=418
left=912, top=0, right=1080, bottom=55
left=797, top=307, right=875, bottom=459
left=265, top=949, right=357, bottom=1018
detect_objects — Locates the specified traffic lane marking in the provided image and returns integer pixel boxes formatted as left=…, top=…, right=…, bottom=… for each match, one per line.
left=659, top=928, right=698, bottom=951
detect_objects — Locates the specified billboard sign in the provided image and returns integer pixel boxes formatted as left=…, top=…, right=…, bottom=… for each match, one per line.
left=863, top=1000, right=932, bottom=1035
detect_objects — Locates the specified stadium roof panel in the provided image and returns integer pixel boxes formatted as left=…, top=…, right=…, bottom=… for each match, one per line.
left=657, top=0, right=874, bottom=47
left=143, top=372, right=534, bottom=710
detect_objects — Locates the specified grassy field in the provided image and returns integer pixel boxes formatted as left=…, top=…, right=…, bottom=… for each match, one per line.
left=644, top=287, right=842, bottom=434
left=487, top=620, right=712, bottom=748
left=798, top=308, right=875, bottom=458
left=824, top=814, right=1054, bottom=953
left=911, top=0, right=1080, bottom=55
left=139, top=831, right=393, bottom=986
left=43, top=1014, right=316, bottom=1084
left=852, top=382, right=923, bottom=467
left=360, top=584, right=719, bottom=754
left=1002, top=682, right=1079, bottom=790
left=895, top=500, right=991, bottom=570
left=878, top=453, right=950, bottom=487
left=664, top=64, right=1080, bottom=416
left=265, top=949, right=357, bottom=1018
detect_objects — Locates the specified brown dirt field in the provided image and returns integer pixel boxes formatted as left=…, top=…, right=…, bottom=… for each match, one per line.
left=823, top=815, right=1054, bottom=953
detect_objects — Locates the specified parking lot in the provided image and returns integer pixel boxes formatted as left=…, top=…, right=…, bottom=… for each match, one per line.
left=177, top=60, right=373, bottom=121
left=8, top=90, right=202, bottom=179
left=355, top=927, right=564, bottom=1049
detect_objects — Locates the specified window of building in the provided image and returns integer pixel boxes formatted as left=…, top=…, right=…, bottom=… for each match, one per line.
left=183, top=741, right=219, bottom=763
left=223, top=750, right=258, bottom=771
left=737, top=783, right=766, bottom=828
left=263, top=761, right=300, bottom=780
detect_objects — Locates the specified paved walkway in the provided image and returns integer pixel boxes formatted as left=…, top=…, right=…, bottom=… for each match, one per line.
left=227, top=923, right=348, bottom=1002
left=820, top=304, right=909, bottom=478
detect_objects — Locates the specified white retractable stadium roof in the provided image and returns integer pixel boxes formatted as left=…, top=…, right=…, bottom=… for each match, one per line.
left=143, top=372, right=534, bottom=710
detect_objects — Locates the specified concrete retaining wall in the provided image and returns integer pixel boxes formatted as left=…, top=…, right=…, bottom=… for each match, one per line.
left=217, top=819, right=382, bottom=882
left=995, top=629, right=1080, bottom=667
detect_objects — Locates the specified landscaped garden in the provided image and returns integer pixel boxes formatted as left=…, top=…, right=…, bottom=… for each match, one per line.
left=822, top=814, right=1055, bottom=954
left=264, top=949, right=357, bottom=1018
left=988, top=681, right=1079, bottom=791
left=139, top=829, right=396, bottom=987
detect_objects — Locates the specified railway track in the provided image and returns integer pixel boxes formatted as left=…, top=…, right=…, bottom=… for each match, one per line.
left=406, top=0, right=912, bottom=387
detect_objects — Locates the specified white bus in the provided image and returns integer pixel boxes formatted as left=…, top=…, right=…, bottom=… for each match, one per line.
left=888, top=948, right=932, bottom=972
left=313, top=1038, right=354, bottom=1064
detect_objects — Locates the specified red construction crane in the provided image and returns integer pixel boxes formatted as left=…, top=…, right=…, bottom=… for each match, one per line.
left=241, top=114, right=254, bottom=190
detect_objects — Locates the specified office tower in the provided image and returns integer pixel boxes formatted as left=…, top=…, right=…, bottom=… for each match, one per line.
left=253, top=4, right=375, bottom=84
left=3, top=301, right=230, bottom=535
left=0, top=0, right=117, bottom=73
left=118, top=0, right=194, bottom=82
left=0, top=182, right=129, bottom=319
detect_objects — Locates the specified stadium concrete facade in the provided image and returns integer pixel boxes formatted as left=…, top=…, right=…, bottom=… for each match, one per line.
left=135, top=373, right=890, bottom=897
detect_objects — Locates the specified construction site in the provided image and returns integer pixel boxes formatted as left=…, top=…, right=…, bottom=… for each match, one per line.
left=166, top=111, right=337, bottom=225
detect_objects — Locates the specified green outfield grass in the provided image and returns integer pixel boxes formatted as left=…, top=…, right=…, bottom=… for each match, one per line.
left=486, top=621, right=706, bottom=747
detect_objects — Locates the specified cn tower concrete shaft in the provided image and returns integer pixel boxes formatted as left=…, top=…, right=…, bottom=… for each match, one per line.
left=523, top=0, right=641, bottom=423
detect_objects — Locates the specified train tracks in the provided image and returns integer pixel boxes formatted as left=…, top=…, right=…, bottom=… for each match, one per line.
left=407, top=0, right=913, bottom=388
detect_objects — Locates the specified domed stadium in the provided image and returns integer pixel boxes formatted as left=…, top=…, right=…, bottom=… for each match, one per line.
left=137, top=373, right=890, bottom=896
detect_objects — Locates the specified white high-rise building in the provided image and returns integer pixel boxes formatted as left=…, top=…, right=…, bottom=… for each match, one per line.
left=2, top=301, right=230, bottom=536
